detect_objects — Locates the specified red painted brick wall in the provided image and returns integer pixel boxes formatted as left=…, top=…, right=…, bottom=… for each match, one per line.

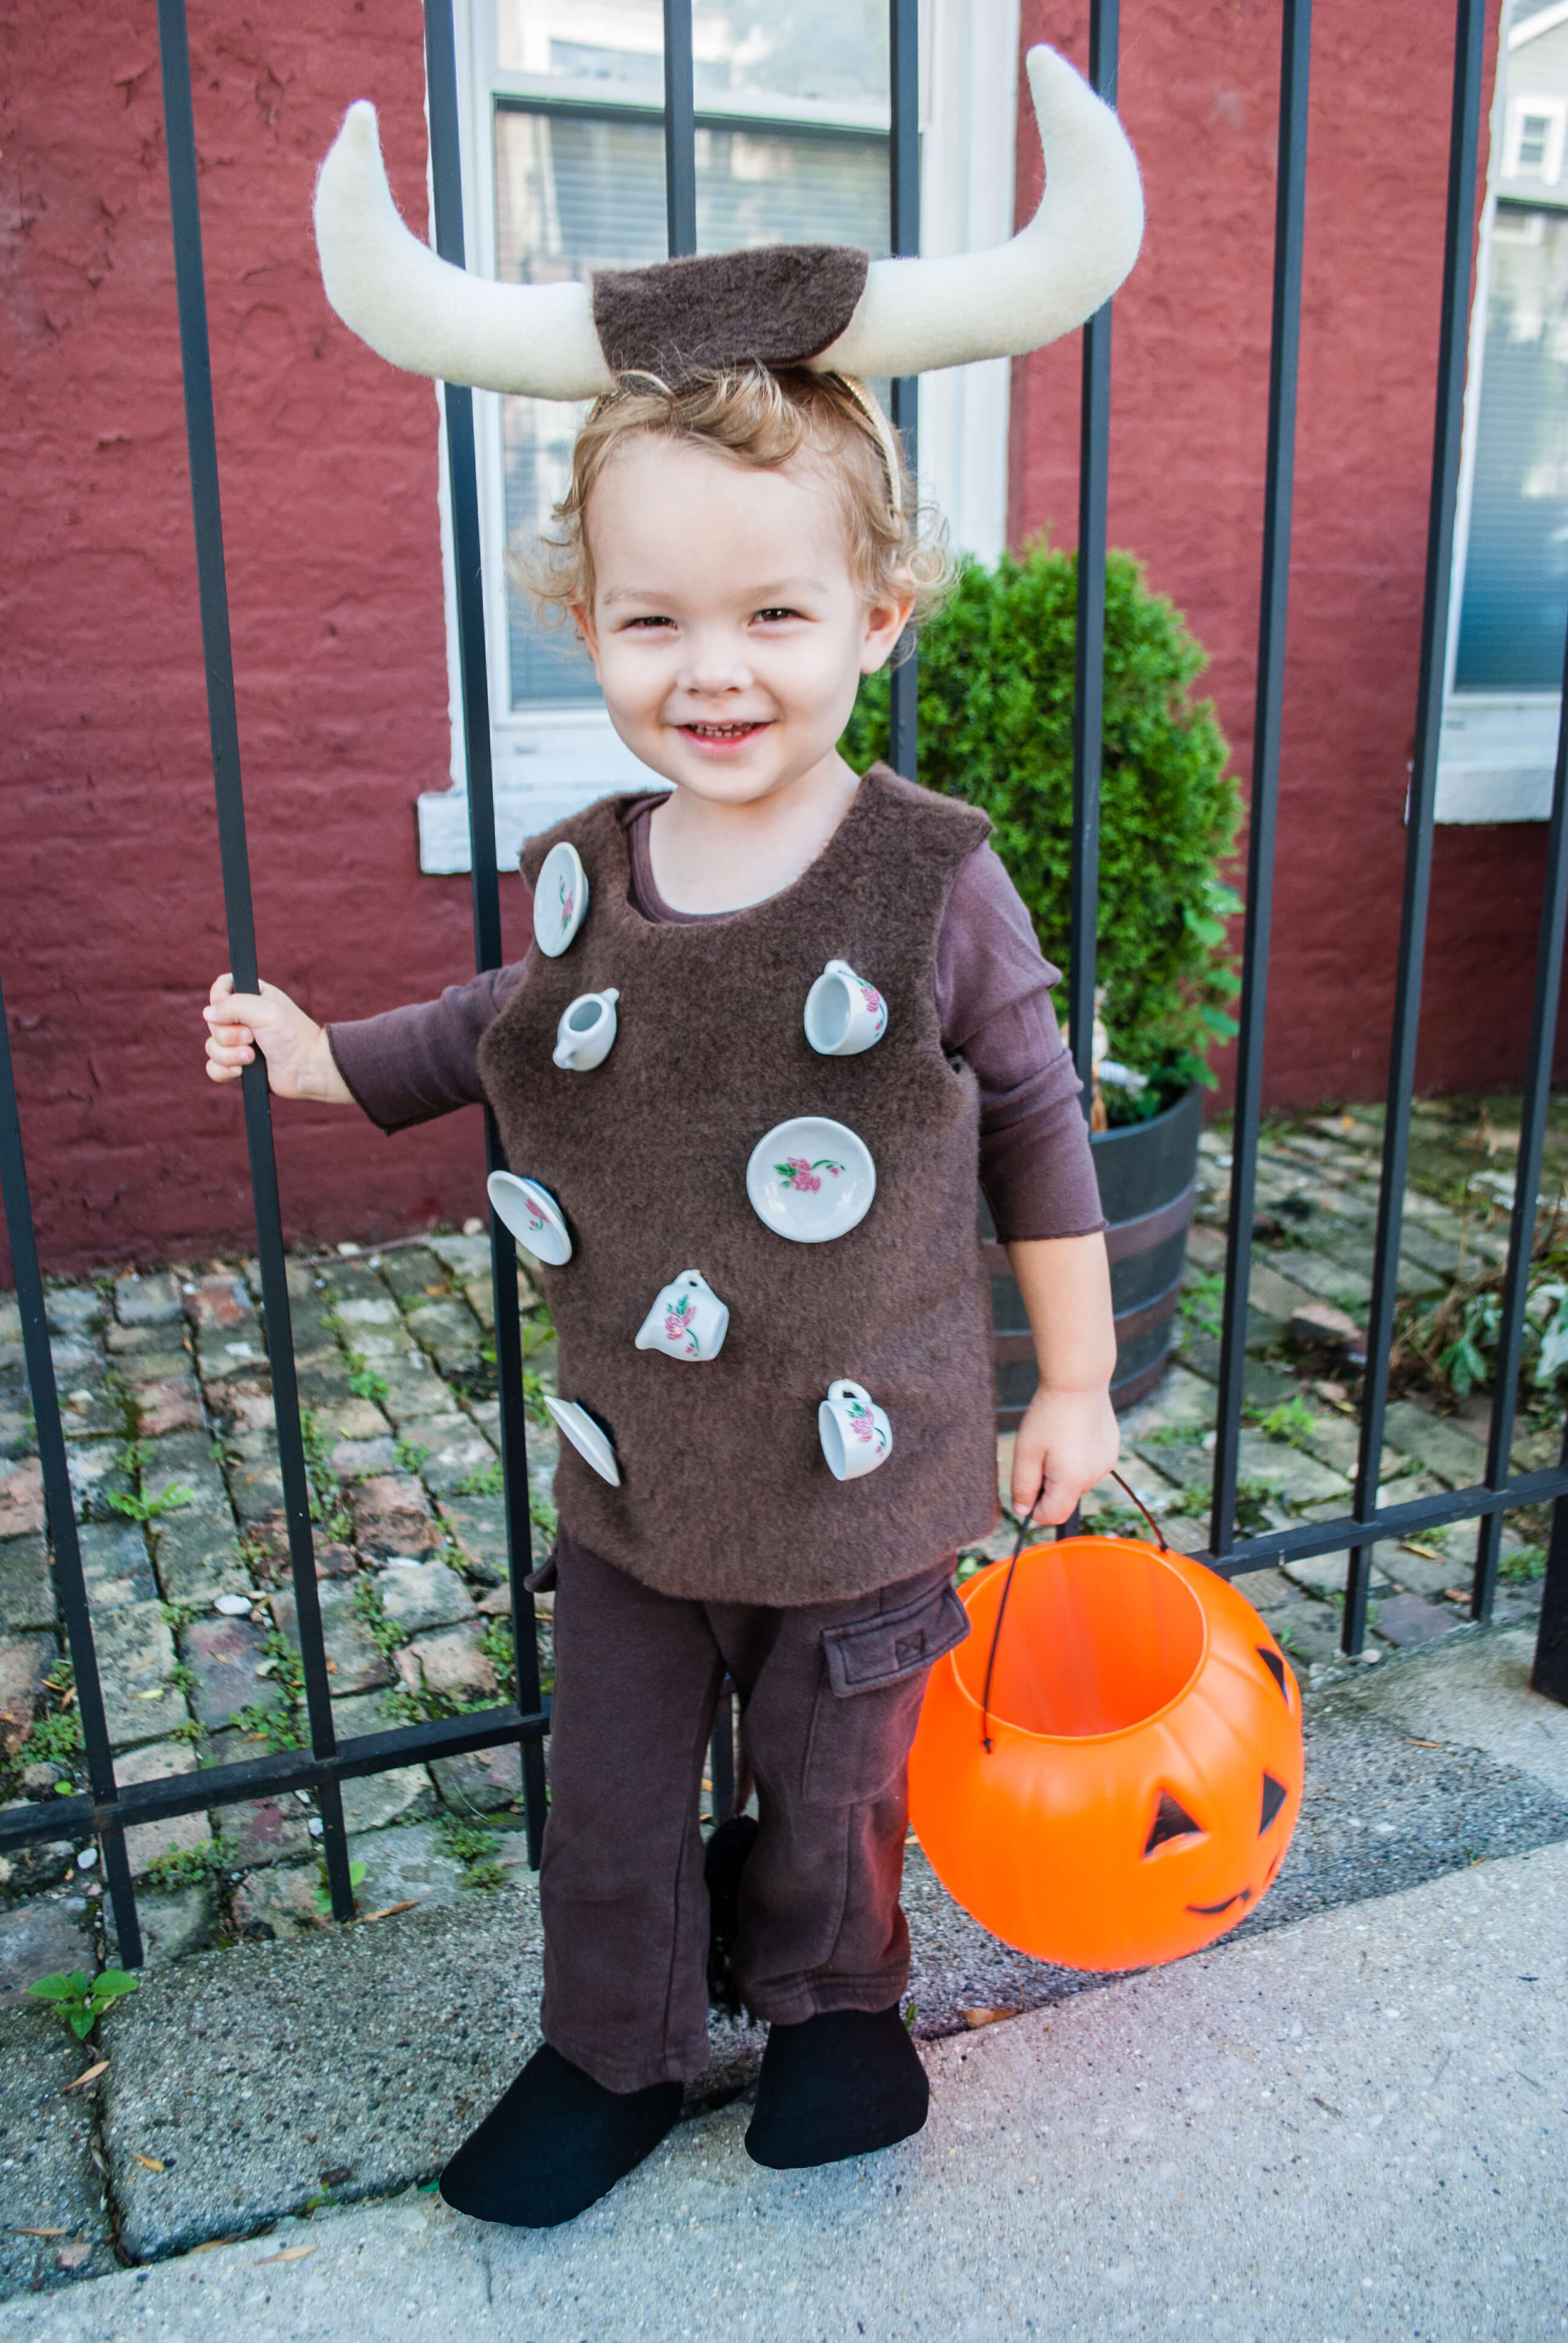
left=2, top=0, right=1555, bottom=1280
left=1013, top=0, right=1560, bottom=1110
left=2, top=0, right=521, bottom=1282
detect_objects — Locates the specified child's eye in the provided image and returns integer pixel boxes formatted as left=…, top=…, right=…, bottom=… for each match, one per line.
left=754, top=606, right=802, bottom=624
left=623, top=614, right=675, bottom=631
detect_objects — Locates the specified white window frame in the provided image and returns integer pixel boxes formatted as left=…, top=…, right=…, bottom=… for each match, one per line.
left=1439, top=0, right=1568, bottom=821
left=418, top=0, right=1020, bottom=872
left=1504, top=90, right=1567, bottom=182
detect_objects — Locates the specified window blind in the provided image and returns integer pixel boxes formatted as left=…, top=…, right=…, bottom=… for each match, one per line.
left=493, top=105, right=890, bottom=706
left=1455, top=202, right=1568, bottom=690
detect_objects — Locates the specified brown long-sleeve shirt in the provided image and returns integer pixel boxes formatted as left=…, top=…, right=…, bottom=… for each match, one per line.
left=327, top=795, right=1104, bottom=1244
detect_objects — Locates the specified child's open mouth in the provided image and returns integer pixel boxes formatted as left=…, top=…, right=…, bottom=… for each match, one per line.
left=678, top=720, right=771, bottom=753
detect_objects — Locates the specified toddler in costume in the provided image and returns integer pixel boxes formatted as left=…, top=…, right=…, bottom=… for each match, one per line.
left=201, top=49, right=1142, bottom=2226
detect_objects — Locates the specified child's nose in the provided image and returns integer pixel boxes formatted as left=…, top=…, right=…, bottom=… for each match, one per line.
left=677, top=635, right=754, bottom=696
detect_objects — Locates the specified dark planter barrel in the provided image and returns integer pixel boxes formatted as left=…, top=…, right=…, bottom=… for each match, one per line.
left=983, top=1083, right=1203, bottom=1426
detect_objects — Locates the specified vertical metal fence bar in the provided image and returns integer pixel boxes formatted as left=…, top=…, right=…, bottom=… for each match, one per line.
left=653, top=0, right=732, bottom=1824
left=1344, top=0, right=1486, bottom=1656
left=1065, top=0, right=1119, bottom=1107
left=663, top=0, right=697, bottom=258
left=708, top=1685, right=736, bottom=1826
left=1537, top=1417, right=1568, bottom=1704
left=887, top=0, right=920, bottom=782
left=1209, top=0, right=1312, bottom=1561
left=154, top=0, right=354, bottom=1919
left=0, top=976, right=142, bottom=1965
left=1472, top=621, right=1568, bottom=1620
left=423, top=0, right=548, bottom=1866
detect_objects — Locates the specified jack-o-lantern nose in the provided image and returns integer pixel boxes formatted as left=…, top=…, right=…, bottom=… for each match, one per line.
left=1260, top=1772, right=1289, bottom=1833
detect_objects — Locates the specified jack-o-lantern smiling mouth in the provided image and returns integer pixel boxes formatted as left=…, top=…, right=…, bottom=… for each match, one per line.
left=1186, top=1887, right=1256, bottom=1916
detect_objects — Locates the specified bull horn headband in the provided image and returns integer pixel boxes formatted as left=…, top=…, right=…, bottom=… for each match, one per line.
left=312, top=45, right=1142, bottom=396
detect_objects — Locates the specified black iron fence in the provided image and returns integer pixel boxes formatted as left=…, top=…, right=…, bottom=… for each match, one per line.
left=2, top=0, right=1566, bottom=1973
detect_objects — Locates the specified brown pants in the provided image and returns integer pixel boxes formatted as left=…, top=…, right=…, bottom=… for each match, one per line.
left=535, top=1530, right=969, bottom=2093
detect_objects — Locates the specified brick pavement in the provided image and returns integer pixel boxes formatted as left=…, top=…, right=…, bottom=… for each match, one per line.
left=0, top=1102, right=1557, bottom=1982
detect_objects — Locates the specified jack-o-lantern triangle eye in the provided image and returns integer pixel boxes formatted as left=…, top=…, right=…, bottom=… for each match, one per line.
left=1257, top=1645, right=1290, bottom=1703
left=1144, top=1790, right=1204, bottom=1853
left=1260, top=1772, right=1289, bottom=1833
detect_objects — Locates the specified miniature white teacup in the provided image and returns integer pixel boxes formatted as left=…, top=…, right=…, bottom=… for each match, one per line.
left=803, top=958, right=888, bottom=1057
left=553, top=988, right=619, bottom=1072
left=633, top=1270, right=730, bottom=1363
left=818, top=1379, right=893, bottom=1480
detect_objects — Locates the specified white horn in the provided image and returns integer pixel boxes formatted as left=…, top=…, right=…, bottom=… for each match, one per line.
left=811, top=46, right=1143, bottom=380
left=313, top=102, right=614, bottom=399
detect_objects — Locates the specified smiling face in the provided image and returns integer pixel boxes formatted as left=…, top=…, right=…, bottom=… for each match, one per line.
left=570, top=434, right=910, bottom=809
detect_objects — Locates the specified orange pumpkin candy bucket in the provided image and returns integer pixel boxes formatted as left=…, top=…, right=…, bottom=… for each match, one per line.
left=908, top=1502, right=1304, bottom=1973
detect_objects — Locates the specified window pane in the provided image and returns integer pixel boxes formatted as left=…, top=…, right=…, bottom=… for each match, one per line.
left=1455, top=204, right=1568, bottom=690
left=494, top=105, right=889, bottom=708
left=497, top=0, right=887, bottom=111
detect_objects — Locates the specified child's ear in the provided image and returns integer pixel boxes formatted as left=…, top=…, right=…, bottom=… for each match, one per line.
left=859, top=589, right=916, bottom=676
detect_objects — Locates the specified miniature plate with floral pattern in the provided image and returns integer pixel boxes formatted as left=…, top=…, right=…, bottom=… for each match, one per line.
left=534, top=841, right=587, bottom=958
left=486, top=1171, right=573, bottom=1267
left=745, top=1117, right=876, bottom=1244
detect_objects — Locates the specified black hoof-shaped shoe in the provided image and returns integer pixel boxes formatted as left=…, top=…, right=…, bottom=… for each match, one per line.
left=439, top=2043, right=684, bottom=2227
left=744, top=2005, right=929, bottom=2170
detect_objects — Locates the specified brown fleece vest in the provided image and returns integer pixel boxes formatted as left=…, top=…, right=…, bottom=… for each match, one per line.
left=477, top=763, right=999, bottom=1605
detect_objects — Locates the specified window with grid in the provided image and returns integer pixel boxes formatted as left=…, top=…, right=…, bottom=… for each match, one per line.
left=1437, top=0, right=1568, bottom=819
left=487, top=2, right=893, bottom=711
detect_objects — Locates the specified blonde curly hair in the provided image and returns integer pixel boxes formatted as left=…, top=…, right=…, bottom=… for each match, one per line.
left=516, top=365, right=952, bottom=642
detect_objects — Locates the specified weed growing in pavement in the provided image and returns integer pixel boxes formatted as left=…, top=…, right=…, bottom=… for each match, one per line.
left=232, top=1632, right=306, bottom=1752
left=325, top=1309, right=393, bottom=1411
left=26, top=1968, right=139, bottom=2040
left=298, top=1406, right=353, bottom=1540
left=1181, top=1270, right=1224, bottom=1344
left=139, top=1832, right=234, bottom=1895
left=456, top=1460, right=504, bottom=1498
left=1232, top=1478, right=1278, bottom=1539
left=313, top=1858, right=368, bottom=1918
left=1, top=1659, right=85, bottom=1800
left=394, top=1440, right=431, bottom=1476
left=1500, top=1543, right=1546, bottom=1584
left=478, top=1619, right=516, bottom=1703
left=1243, top=1395, right=1320, bottom=1448
left=438, top=1814, right=506, bottom=1891
left=351, top=1573, right=405, bottom=1663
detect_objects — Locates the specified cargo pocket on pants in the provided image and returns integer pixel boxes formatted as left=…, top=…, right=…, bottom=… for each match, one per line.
left=801, top=1581, right=971, bottom=1808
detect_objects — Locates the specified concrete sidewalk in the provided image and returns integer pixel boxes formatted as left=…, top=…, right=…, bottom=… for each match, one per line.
left=3, top=1838, right=1562, bottom=2343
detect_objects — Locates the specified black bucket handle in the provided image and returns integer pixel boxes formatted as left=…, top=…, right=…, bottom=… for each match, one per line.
left=979, top=1470, right=1171, bottom=1752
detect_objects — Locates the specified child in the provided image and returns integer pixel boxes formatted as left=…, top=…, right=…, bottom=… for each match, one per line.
left=201, top=50, right=1140, bottom=2227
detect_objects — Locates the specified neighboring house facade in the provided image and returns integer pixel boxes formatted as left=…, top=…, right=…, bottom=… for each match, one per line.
left=1442, top=0, right=1568, bottom=818
left=1, top=0, right=1560, bottom=1268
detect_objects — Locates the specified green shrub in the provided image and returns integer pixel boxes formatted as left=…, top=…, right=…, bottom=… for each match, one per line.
left=841, top=540, right=1242, bottom=1117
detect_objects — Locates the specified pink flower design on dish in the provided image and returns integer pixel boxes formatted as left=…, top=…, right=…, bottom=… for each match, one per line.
left=858, top=981, right=883, bottom=1016
left=557, top=874, right=575, bottom=933
left=774, top=1155, right=845, bottom=1194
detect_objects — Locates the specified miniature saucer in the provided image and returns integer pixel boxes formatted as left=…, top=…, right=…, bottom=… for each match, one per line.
left=745, top=1117, right=876, bottom=1244
left=534, top=841, right=587, bottom=958
left=543, top=1394, right=621, bottom=1487
left=486, top=1171, right=573, bottom=1266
